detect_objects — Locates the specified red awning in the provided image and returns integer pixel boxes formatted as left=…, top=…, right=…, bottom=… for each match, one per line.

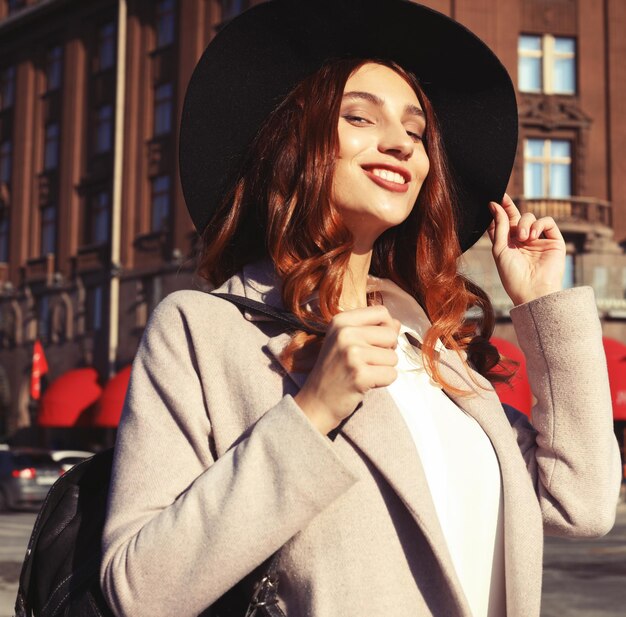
left=38, top=367, right=102, bottom=427
left=93, top=365, right=131, bottom=428
left=490, top=337, right=532, bottom=417
left=603, top=338, right=626, bottom=421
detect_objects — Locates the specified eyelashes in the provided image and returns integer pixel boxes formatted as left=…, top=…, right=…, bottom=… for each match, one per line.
left=341, top=115, right=424, bottom=143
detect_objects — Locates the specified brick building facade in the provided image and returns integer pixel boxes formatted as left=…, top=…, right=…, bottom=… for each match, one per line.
left=0, top=0, right=625, bottom=443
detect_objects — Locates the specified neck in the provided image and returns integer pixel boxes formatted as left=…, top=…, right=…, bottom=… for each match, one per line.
left=339, top=250, right=373, bottom=310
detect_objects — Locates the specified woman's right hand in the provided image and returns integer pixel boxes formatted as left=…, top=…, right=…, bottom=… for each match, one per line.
left=294, top=305, right=400, bottom=435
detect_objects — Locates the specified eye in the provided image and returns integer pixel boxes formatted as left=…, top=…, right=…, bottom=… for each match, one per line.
left=406, top=130, right=423, bottom=143
left=342, top=114, right=373, bottom=126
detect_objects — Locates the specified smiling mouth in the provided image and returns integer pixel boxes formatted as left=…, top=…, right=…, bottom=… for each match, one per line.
left=361, top=165, right=411, bottom=193
left=370, top=168, right=406, bottom=184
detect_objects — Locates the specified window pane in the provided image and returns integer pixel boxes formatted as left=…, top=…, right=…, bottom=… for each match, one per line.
left=88, top=191, right=110, bottom=244
left=1, top=67, right=16, bottom=109
left=519, top=57, right=542, bottom=92
left=553, top=57, right=575, bottom=94
left=41, top=205, right=56, bottom=255
left=0, top=141, right=11, bottom=184
left=0, top=214, right=9, bottom=262
left=524, top=163, right=544, bottom=198
left=562, top=254, right=574, bottom=289
left=95, top=105, right=113, bottom=153
left=156, top=0, right=175, bottom=48
left=46, top=46, right=62, bottom=91
left=554, top=37, right=575, bottom=54
left=38, top=296, right=49, bottom=340
left=154, top=83, right=173, bottom=135
left=99, top=23, right=116, bottom=71
left=151, top=175, right=170, bottom=231
left=92, top=286, right=103, bottom=331
left=44, top=123, right=59, bottom=170
left=519, top=35, right=542, bottom=51
left=549, top=163, right=571, bottom=198
left=525, top=139, right=544, bottom=158
left=550, top=140, right=571, bottom=159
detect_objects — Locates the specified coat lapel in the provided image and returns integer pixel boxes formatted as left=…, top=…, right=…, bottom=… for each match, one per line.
left=238, top=260, right=542, bottom=616
left=266, top=330, right=472, bottom=615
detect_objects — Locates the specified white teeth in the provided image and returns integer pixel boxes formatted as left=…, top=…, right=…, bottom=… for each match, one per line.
left=371, top=168, right=406, bottom=184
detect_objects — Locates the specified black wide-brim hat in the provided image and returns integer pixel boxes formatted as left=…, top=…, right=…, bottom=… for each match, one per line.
left=179, top=0, right=518, bottom=252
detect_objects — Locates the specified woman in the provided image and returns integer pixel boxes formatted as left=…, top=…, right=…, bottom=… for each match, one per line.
left=101, top=1, right=621, bottom=616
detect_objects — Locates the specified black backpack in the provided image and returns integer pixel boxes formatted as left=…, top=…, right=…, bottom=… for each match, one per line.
left=15, top=294, right=322, bottom=617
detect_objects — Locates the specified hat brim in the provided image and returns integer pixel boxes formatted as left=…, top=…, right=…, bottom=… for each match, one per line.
left=179, top=0, right=518, bottom=252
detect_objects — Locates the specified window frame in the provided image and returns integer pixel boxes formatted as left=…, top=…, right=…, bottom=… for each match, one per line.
left=0, top=66, right=16, bottom=111
left=523, top=138, right=573, bottom=199
left=85, top=189, right=111, bottom=246
left=155, top=0, right=176, bottom=49
left=40, top=202, right=57, bottom=256
left=43, top=122, right=60, bottom=171
left=518, top=34, right=576, bottom=95
left=150, top=174, right=171, bottom=232
left=153, top=82, right=173, bottom=136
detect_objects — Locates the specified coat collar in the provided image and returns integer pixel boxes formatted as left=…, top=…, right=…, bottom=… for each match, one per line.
left=219, top=260, right=542, bottom=616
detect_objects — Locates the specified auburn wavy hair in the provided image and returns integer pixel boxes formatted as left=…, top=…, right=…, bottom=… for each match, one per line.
left=197, top=58, right=514, bottom=390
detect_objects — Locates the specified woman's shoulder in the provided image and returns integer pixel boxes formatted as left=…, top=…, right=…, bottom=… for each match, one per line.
left=149, top=288, right=246, bottom=330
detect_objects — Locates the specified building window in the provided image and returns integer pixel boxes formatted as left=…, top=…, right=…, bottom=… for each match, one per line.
left=45, top=45, right=63, bottom=92
left=519, top=35, right=576, bottom=95
left=97, top=22, right=116, bottom=72
left=221, top=0, right=248, bottom=22
left=0, top=140, right=11, bottom=184
left=40, top=203, right=56, bottom=255
left=524, top=139, right=572, bottom=198
left=563, top=253, right=574, bottom=289
left=0, top=209, right=8, bottom=262
left=86, top=190, right=110, bottom=245
left=0, top=66, right=15, bottom=110
left=151, top=174, right=170, bottom=232
left=44, top=123, right=60, bottom=170
left=156, top=0, right=176, bottom=48
left=7, top=0, right=26, bottom=14
left=86, top=285, right=104, bottom=332
left=37, top=295, right=50, bottom=341
left=154, top=83, right=173, bottom=136
left=94, top=105, right=113, bottom=154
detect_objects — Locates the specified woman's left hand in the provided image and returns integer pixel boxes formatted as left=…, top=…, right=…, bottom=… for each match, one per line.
left=487, top=194, right=567, bottom=306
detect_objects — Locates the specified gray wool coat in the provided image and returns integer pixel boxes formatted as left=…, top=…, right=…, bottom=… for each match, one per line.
left=101, top=260, right=622, bottom=617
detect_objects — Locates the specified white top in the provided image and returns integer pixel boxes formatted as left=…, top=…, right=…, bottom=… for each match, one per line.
left=370, top=277, right=506, bottom=617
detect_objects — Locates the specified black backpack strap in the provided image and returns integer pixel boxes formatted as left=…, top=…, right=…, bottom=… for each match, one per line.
left=211, top=292, right=325, bottom=336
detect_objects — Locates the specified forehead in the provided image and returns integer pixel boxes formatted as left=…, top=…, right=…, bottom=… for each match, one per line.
left=343, top=63, right=420, bottom=107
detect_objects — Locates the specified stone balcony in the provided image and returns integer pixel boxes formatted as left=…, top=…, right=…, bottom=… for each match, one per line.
left=515, top=196, right=612, bottom=229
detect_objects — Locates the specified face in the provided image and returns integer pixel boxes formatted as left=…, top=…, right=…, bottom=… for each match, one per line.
left=331, top=63, right=430, bottom=250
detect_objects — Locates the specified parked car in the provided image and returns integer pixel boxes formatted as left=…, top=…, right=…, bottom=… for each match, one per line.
left=0, top=448, right=64, bottom=511
left=50, top=449, right=95, bottom=472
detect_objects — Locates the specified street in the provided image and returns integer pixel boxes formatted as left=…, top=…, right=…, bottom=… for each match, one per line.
left=0, top=505, right=625, bottom=617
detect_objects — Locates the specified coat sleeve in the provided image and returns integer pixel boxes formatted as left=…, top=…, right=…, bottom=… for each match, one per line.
left=100, top=293, right=359, bottom=617
left=506, top=286, right=622, bottom=538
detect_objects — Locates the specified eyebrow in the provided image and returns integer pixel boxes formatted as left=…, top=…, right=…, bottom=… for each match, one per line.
left=342, top=91, right=426, bottom=119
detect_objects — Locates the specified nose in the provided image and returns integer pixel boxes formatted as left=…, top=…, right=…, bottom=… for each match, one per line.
left=378, top=121, right=415, bottom=160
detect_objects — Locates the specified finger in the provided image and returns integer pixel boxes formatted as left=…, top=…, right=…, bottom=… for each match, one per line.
left=528, top=216, right=564, bottom=242
left=332, top=305, right=396, bottom=329
left=500, top=193, right=522, bottom=225
left=488, top=201, right=510, bottom=253
left=350, top=346, right=398, bottom=368
left=515, top=212, right=537, bottom=241
left=487, top=218, right=496, bottom=243
left=359, top=325, right=400, bottom=348
left=356, top=365, right=398, bottom=391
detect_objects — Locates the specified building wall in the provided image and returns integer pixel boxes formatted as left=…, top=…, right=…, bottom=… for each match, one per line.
left=0, top=0, right=625, bottom=441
